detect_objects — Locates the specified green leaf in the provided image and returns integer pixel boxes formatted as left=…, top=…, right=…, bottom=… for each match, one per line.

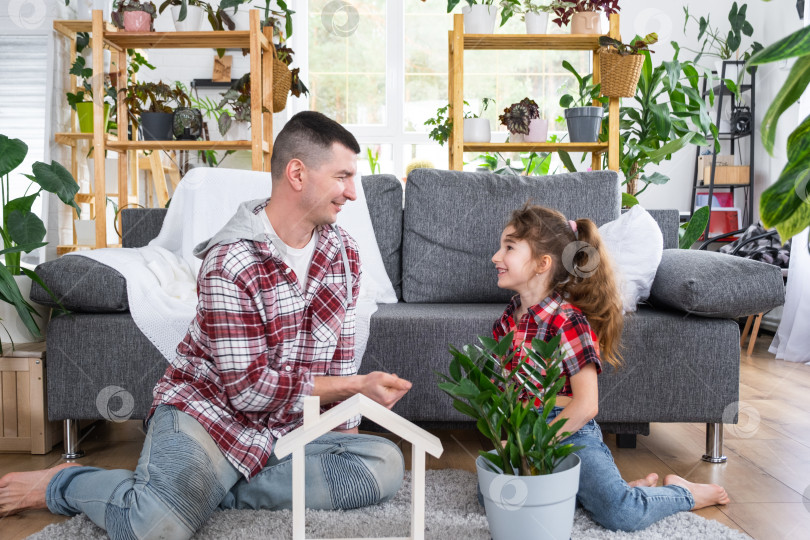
left=0, top=135, right=28, bottom=178
left=761, top=56, right=810, bottom=156
left=0, top=264, right=41, bottom=338
left=29, top=161, right=80, bottom=213
left=748, top=25, right=810, bottom=65
left=640, top=172, right=670, bottom=186
left=7, top=210, right=46, bottom=248
left=646, top=132, right=695, bottom=162
left=680, top=206, right=711, bottom=249
left=452, top=400, right=479, bottom=420
left=557, top=150, right=576, bottom=173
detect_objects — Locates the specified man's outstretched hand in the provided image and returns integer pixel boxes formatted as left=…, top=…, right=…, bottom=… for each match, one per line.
left=360, top=372, right=412, bottom=409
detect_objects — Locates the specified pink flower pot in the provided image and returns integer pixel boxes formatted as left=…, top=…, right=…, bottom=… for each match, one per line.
left=123, top=11, right=152, bottom=32
left=525, top=118, right=549, bottom=143
left=571, top=11, right=601, bottom=34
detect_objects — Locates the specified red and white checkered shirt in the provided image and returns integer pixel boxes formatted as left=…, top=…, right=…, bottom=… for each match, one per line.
left=492, top=291, right=602, bottom=399
left=149, top=200, right=362, bottom=480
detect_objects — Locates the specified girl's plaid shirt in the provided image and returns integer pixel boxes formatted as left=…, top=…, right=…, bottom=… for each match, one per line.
left=149, top=222, right=362, bottom=480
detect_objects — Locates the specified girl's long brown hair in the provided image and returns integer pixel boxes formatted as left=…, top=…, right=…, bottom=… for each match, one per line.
left=505, top=204, right=624, bottom=367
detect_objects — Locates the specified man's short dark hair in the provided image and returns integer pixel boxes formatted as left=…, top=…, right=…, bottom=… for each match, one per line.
left=270, top=111, right=361, bottom=181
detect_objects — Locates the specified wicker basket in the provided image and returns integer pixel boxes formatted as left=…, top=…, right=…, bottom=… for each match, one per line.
left=272, top=52, right=292, bottom=113
left=600, top=50, right=644, bottom=97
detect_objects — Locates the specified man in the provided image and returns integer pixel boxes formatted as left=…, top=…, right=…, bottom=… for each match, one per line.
left=0, top=111, right=411, bottom=539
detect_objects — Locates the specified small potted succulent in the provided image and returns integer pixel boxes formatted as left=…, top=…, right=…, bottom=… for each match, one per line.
left=499, top=98, right=547, bottom=143
left=111, top=0, right=158, bottom=32
left=552, top=0, right=620, bottom=35
left=438, top=333, right=583, bottom=540
left=499, top=1, right=575, bottom=33
left=559, top=60, right=607, bottom=142
left=598, top=32, right=658, bottom=97
left=448, top=0, right=499, bottom=34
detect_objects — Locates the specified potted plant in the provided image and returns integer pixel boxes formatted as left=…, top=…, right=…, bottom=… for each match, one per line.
left=597, top=32, right=658, bottom=97
left=158, top=0, right=210, bottom=31
left=448, top=1, right=498, bottom=34
left=499, top=1, right=575, bottom=33
left=111, top=0, right=158, bottom=32
left=499, top=98, right=547, bottom=143
left=559, top=61, right=606, bottom=142
left=216, top=0, right=251, bottom=30
left=424, top=98, right=494, bottom=145
left=552, top=0, right=620, bottom=35
left=119, top=81, right=192, bottom=140
left=0, top=135, right=78, bottom=347
left=438, top=332, right=583, bottom=540
left=218, top=73, right=252, bottom=139
left=682, top=2, right=763, bottom=83
left=66, top=40, right=116, bottom=134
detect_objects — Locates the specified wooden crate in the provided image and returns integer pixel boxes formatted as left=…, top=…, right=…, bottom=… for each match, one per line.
left=702, top=165, right=750, bottom=185
left=0, top=342, right=62, bottom=454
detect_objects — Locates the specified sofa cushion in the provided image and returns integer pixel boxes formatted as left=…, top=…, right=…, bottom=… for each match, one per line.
left=362, top=175, right=403, bottom=300
left=648, top=249, right=785, bottom=318
left=401, top=169, right=621, bottom=303
left=122, top=208, right=167, bottom=248
left=31, top=256, right=128, bottom=312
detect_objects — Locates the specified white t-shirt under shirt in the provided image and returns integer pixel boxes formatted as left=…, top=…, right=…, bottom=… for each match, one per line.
left=260, top=210, right=318, bottom=291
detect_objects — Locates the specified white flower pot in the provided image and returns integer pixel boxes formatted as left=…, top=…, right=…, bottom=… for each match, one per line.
left=171, top=5, right=204, bottom=31
left=75, top=219, right=96, bottom=246
left=477, top=452, right=580, bottom=540
left=225, top=120, right=251, bottom=141
left=0, top=276, right=50, bottom=344
left=462, top=4, right=497, bottom=34
left=87, top=156, right=119, bottom=195
left=714, top=61, right=744, bottom=84
left=222, top=6, right=251, bottom=30
left=525, top=12, right=548, bottom=34
left=463, top=118, right=491, bottom=143
left=525, top=118, right=549, bottom=143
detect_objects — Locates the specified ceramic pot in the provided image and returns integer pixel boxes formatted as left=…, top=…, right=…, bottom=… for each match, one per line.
left=463, top=118, right=491, bottom=143
left=525, top=12, right=548, bottom=34
left=462, top=4, right=497, bottom=34
left=171, top=5, right=203, bottom=31
left=571, top=11, right=601, bottom=34
left=565, top=106, right=604, bottom=142
left=123, top=11, right=152, bottom=32
left=525, top=118, right=549, bottom=143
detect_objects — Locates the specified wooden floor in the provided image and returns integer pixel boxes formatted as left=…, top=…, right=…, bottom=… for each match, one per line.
left=2, top=337, right=809, bottom=539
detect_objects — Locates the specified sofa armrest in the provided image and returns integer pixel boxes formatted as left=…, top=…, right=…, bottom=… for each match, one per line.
left=30, top=257, right=129, bottom=312
left=648, top=249, right=785, bottom=318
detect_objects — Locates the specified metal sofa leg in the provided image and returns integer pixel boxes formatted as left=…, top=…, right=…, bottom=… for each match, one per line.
left=62, top=419, right=85, bottom=460
left=701, top=422, right=727, bottom=463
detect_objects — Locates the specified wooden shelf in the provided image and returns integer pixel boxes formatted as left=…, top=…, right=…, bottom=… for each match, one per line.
left=463, top=34, right=602, bottom=51
left=55, top=132, right=118, bottom=146
left=106, top=140, right=259, bottom=151
left=103, top=30, right=252, bottom=50
left=463, top=142, right=609, bottom=153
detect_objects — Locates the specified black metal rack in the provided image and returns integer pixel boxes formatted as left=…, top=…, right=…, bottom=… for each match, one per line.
left=689, top=60, right=757, bottom=243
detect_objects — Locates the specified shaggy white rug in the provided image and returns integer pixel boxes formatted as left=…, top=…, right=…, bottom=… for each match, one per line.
left=28, top=469, right=750, bottom=540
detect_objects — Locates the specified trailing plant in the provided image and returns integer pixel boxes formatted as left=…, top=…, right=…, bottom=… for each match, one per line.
left=0, top=135, right=78, bottom=345
left=558, top=61, right=606, bottom=108
left=552, top=0, right=620, bottom=28
left=747, top=23, right=810, bottom=242
left=682, top=2, right=763, bottom=64
left=498, top=0, right=575, bottom=26
left=498, top=97, right=540, bottom=135
left=111, top=0, right=158, bottom=31
left=438, top=332, right=584, bottom=476
left=424, top=98, right=494, bottom=146
left=599, top=32, right=658, bottom=56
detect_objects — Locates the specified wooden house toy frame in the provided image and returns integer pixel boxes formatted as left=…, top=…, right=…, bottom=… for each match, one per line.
left=274, top=394, right=444, bottom=540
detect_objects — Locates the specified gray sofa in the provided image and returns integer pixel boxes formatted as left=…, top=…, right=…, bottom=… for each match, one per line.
left=32, top=169, right=785, bottom=461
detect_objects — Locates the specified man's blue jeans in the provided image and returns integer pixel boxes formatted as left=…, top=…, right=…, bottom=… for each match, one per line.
left=46, top=404, right=404, bottom=540
left=547, top=406, right=695, bottom=532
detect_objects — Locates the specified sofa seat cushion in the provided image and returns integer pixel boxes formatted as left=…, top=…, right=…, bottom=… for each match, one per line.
left=402, top=169, right=621, bottom=303
left=648, top=249, right=785, bottom=318
left=31, top=256, right=128, bottom=312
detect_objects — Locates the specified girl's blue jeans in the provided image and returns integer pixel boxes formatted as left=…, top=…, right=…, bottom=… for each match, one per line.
left=46, top=404, right=404, bottom=540
left=547, top=406, right=694, bottom=532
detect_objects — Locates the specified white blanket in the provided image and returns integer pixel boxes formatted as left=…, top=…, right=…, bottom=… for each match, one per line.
left=69, top=167, right=394, bottom=367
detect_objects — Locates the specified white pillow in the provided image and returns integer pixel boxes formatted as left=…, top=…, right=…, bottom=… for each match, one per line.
left=336, top=175, right=398, bottom=304
left=597, top=205, right=663, bottom=313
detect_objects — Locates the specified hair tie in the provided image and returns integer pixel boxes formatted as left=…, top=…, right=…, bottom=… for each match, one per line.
left=568, top=220, right=578, bottom=239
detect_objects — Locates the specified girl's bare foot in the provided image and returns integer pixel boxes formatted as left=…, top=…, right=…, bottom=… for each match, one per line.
left=628, top=472, right=658, bottom=488
left=664, top=474, right=730, bottom=509
left=0, top=463, right=81, bottom=516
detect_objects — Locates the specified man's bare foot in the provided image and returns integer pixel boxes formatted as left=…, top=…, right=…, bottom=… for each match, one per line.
left=664, top=474, right=730, bottom=510
left=0, top=463, right=81, bottom=516
left=628, top=472, right=658, bottom=488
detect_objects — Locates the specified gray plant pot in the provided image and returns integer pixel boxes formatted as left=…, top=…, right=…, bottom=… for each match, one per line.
left=140, top=112, right=174, bottom=141
left=565, top=106, right=604, bottom=143
left=476, top=452, right=580, bottom=540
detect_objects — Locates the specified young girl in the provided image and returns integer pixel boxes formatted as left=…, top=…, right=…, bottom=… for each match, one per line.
left=490, top=204, right=729, bottom=532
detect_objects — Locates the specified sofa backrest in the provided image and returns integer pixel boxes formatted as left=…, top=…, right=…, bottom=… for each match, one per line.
left=401, top=169, right=621, bottom=303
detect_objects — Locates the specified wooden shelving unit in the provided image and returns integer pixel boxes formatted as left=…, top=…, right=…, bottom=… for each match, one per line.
left=448, top=13, right=621, bottom=172
left=53, top=10, right=275, bottom=250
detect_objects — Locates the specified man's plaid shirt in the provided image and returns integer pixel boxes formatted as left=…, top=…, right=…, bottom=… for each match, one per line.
left=492, top=291, right=602, bottom=399
left=149, top=202, right=361, bottom=480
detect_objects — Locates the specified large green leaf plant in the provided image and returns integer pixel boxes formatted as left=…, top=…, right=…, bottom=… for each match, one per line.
left=747, top=23, right=810, bottom=242
left=0, top=135, right=78, bottom=345
left=437, top=332, right=583, bottom=476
